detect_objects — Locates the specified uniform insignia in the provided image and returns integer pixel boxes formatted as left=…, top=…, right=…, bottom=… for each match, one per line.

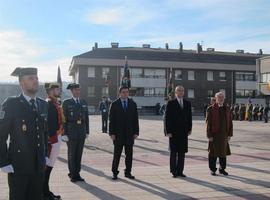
left=77, top=119, right=82, bottom=124
left=22, top=124, right=27, bottom=132
left=71, top=112, right=73, bottom=116
left=0, top=111, right=5, bottom=119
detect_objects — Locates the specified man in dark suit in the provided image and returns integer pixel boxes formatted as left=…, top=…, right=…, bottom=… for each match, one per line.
left=99, top=96, right=109, bottom=133
left=0, top=67, right=48, bottom=200
left=62, top=83, right=89, bottom=182
left=165, top=85, right=192, bottom=178
left=109, top=86, right=139, bottom=180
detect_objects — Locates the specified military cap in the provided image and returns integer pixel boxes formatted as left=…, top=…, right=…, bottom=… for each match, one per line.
left=66, top=83, right=80, bottom=90
left=11, top=67, right=37, bottom=77
left=44, top=82, right=60, bottom=89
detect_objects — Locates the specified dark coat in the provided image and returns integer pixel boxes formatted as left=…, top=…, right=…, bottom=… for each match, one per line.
left=47, top=99, right=59, bottom=141
left=109, top=98, right=139, bottom=145
left=62, top=98, right=89, bottom=140
left=0, top=94, right=48, bottom=174
left=206, top=104, right=233, bottom=157
left=165, top=98, right=192, bottom=153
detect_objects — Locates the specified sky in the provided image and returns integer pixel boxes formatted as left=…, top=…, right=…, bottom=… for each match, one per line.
left=0, top=0, right=270, bottom=82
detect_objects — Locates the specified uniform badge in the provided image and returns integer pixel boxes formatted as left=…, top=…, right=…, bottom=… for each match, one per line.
left=22, top=123, right=27, bottom=132
left=71, top=112, right=73, bottom=116
left=77, top=119, right=82, bottom=124
left=0, top=111, right=5, bottom=119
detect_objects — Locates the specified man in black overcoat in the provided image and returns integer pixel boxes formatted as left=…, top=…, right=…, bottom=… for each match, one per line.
left=165, top=85, right=192, bottom=178
left=109, top=86, right=139, bottom=180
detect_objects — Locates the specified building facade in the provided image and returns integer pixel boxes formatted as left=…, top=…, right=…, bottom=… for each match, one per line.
left=256, top=56, right=270, bottom=105
left=69, top=44, right=265, bottom=113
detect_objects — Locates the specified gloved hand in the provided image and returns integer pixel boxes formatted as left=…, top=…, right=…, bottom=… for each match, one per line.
left=1, top=165, right=14, bottom=173
left=61, top=135, right=69, bottom=142
left=45, top=157, right=50, bottom=166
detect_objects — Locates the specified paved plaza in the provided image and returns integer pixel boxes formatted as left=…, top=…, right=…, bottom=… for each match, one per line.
left=0, top=115, right=270, bottom=200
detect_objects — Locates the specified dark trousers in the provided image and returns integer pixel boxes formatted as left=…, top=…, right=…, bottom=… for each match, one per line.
left=101, top=115, right=108, bottom=132
left=67, top=139, right=85, bottom=178
left=112, top=144, right=133, bottom=175
left=8, top=173, right=44, bottom=200
left=209, top=156, right=227, bottom=172
left=43, top=166, right=52, bottom=195
left=170, top=151, right=185, bottom=175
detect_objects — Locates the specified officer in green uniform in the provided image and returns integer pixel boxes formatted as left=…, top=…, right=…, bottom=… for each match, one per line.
left=0, top=67, right=48, bottom=200
left=62, top=83, right=89, bottom=182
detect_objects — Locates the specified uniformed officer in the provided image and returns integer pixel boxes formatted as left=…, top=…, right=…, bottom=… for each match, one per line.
left=0, top=67, right=48, bottom=200
left=62, top=83, right=89, bottom=182
left=43, top=82, right=63, bottom=200
left=99, top=96, right=109, bottom=133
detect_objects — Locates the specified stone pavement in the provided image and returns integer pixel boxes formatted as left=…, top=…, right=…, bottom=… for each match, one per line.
left=1, top=115, right=270, bottom=200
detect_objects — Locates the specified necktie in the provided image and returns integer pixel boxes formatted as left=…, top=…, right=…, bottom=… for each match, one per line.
left=179, top=99, right=183, bottom=109
left=30, top=99, right=37, bottom=112
left=123, top=100, right=127, bottom=111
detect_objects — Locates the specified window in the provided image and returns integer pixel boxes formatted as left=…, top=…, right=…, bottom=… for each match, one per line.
left=88, top=67, right=95, bottom=78
left=102, top=87, right=108, bottom=96
left=102, top=67, right=109, bottom=78
left=236, top=89, right=255, bottom=97
left=261, top=73, right=270, bottom=83
left=144, top=88, right=155, bottom=96
left=144, top=69, right=165, bottom=79
left=188, top=89, right=195, bottom=98
left=219, top=89, right=226, bottom=97
left=188, top=71, right=195, bottom=80
left=235, top=72, right=255, bottom=81
left=207, top=90, right=214, bottom=97
left=129, top=88, right=144, bottom=96
left=155, top=88, right=165, bottom=96
left=219, top=71, right=226, bottom=81
left=143, top=88, right=165, bottom=96
left=175, top=70, right=182, bottom=80
left=207, top=71, right=214, bottom=81
left=131, top=68, right=143, bottom=78
left=87, top=86, right=95, bottom=97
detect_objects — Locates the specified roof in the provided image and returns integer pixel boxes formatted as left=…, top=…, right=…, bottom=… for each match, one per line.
left=73, top=47, right=263, bottom=65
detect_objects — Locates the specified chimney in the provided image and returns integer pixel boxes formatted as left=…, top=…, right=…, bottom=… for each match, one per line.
left=111, top=42, right=119, bottom=48
left=259, top=49, right=263, bottom=55
left=236, top=49, right=244, bottom=53
left=179, top=42, right=183, bottom=53
left=92, top=47, right=95, bottom=51
left=94, top=42, right=98, bottom=49
left=165, top=43, right=169, bottom=50
left=197, top=43, right=202, bottom=53
left=207, top=48, right=215, bottom=52
left=142, top=44, right=151, bottom=48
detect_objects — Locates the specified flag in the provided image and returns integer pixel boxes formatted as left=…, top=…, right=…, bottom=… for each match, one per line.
left=57, top=66, right=63, bottom=92
left=121, top=56, right=131, bottom=88
left=164, top=67, right=174, bottom=99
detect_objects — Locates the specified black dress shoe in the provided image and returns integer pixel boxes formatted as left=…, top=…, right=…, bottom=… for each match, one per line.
left=112, top=174, right=118, bottom=180
left=179, top=173, right=186, bottom=178
left=49, top=191, right=61, bottom=199
left=219, top=169, right=228, bottom=176
left=211, top=171, right=217, bottom=176
left=125, top=173, right=135, bottom=179
left=76, top=176, right=85, bottom=182
left=70, top=177, right=77, bottom=182
left=43, top=193, right=55, bottom=200
left=172, top=174, right=178, bottom=178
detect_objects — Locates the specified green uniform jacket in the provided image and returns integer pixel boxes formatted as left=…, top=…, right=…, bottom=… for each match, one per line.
left=0, top=94, right=48, bottom=174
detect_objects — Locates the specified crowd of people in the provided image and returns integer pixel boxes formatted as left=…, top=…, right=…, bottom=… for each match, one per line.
left=204, top=99, right=269, bottom=123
